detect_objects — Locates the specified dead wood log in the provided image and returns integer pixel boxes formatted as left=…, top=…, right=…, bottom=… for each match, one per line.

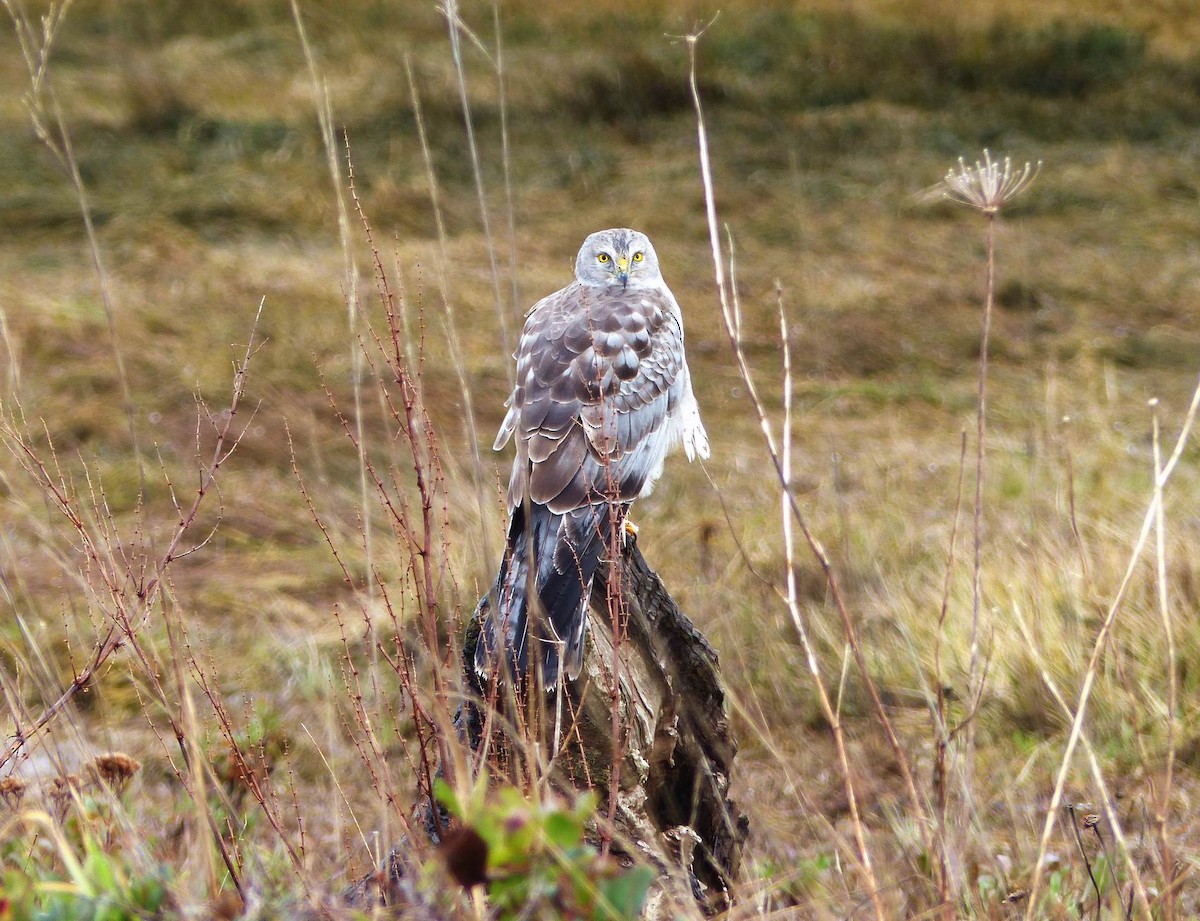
left=341, top=534, right=746, bottom=918
left=464, top=534, right=748, bottom=917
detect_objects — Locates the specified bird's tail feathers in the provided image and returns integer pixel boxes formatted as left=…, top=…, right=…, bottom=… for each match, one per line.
left=475, top=502, right=618, bottom=689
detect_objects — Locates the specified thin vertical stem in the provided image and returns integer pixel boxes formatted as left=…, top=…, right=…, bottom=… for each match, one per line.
left=934, top=430, right=968, bottom=917
left=1023, top=376, right=1200, bottom=920
left=965, top=214, right=995, bottom=783
left=687, top=35, right=887, bottom=921
left=404, top=56, right=495, bottom=574
left=4, top=0, right=145, bottom=496
left=492, top=2, right=521, bottom=321
left=443, top=0, right=511, bottom=363
left=289, top=0, right=373, bottom=611
left=1151, top=402, right=1177, bottom=921
left=1010, top=602, right=1145, bottom=921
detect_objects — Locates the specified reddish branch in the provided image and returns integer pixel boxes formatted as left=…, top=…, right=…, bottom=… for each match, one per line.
left=1, top=304, right=265, bottom=771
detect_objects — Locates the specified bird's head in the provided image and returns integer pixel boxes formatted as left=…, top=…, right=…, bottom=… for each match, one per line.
left=574, top=228, right=661, bottom=290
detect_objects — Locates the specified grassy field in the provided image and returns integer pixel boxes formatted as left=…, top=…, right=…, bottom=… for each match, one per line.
left=2, top=0, right=1200, bottom=917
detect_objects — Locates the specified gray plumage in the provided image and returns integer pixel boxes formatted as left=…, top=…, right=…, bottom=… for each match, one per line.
left=476, top=228, right=709, bottom=689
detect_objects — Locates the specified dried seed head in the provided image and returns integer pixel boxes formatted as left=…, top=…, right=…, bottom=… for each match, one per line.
left=942, top=149, right=1040, bottom=215
left=47, top=773, right=81, bottom=802
left=0, top=775, right=26, bottom=809
left=1082, top=813, right=1100, bottom=829
left=89, top=752, right=141, bottom=793
left=45, top=772, right=82, bottom=821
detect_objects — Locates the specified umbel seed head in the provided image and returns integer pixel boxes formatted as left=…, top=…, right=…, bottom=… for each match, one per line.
left=942, top=149, right=1040, bottom=215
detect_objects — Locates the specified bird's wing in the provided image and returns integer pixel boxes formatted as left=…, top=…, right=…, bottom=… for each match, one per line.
left=501, top=282, right=686, bottom=515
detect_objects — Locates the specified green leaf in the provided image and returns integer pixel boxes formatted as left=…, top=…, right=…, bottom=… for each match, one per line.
left=543, top=811, right=583, bottom=851
left=433, top=778, right=461, bottom=819
left=594, top=866, right=654, bottom=921
left=83, top=845, right=119, bottom=896
left=488, top=873, right=530, bottom=912
left=130, top=873, right=166, bottom=912
left=573, top=791, right=599, bottom=823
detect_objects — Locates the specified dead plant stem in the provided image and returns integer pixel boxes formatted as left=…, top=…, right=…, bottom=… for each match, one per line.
left=1010, top=601, right=1146, bottom=918
left=933, top=430, right=968, bottom=917
left=687, top=27, right=931, bottom=875
left=1023, top=375, right=1200, bottom=920
left=965, top=213, right=995, bottom=780
left=1150, top=404, right=1177, bottom=920
left=688, top=32, right=887, bottom=921
left=442, top=0, right=511, bottom=361
left=0, top=302, right=265, bottom=769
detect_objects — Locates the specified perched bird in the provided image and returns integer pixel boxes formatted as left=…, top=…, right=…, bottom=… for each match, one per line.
left=476, top=228, right=709, bottom=689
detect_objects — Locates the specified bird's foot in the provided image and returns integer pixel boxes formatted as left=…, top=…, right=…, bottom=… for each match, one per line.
left=622, top=518, right=639, bottom=547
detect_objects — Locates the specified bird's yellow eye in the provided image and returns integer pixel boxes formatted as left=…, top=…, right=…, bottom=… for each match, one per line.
left=597, top=253, right=610, bottom=263
left=633, top=251, right=644, bottom=263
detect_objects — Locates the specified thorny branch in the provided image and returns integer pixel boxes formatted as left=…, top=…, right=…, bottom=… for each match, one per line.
left=0, top=302, right=266, bottom=770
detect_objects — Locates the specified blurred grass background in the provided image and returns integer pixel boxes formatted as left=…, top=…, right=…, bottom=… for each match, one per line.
left=3, top=0, right=1200, bottom=912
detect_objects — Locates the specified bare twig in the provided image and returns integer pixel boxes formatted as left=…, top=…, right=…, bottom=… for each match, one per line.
left=1149, top=399, right=1178, bottom=921
left=687, top=31, right=888, bottom=921
left=1023, top=376, right=1200, bottom=919
left=0, top=301, right=265, bottom=769
left=1066, top=804, right=1103, bottom=920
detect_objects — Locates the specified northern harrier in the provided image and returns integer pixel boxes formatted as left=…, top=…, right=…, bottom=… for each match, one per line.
left=476, top=228, right=709, bottom=688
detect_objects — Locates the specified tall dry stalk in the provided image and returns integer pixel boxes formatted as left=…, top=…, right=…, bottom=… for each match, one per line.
left=289, top=0, right=375, bottom=621
left=687, top=29, right=889, bottom=921
left=940, top=151, right=1039, bottom=776
left=442, top=0, right=511, bottom=361
left=4, top=0, right=146, bottom=495
left=932, top=430, right=967, bottom=917
left=491, top=0, right=522, bottom=321
left=1149, top=400, right=1179, bottom=920
left=968, top=212, right=994, bottom=729
left=1010, top=600, right=1146, bottom=918
left=403, top=52, right=497, bottom=574
left=1023, top=376, right=1200, bottom=920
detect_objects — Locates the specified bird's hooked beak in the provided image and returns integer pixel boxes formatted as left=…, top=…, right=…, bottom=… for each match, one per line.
left=616, top=254, right=630, bottom=288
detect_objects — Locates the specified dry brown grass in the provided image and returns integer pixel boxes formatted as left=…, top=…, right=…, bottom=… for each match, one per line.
left=2, top=1, right=1200, bottom=917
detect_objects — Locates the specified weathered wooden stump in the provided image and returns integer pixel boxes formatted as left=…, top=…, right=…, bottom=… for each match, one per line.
left=343, top=535, right=746, bottom=918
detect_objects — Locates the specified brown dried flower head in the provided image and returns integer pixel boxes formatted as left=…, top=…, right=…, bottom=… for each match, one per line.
left=46, top=772, right=83, bottom=821
left=942, top=149, right=1040, bottom=215
left=0, top=775, right=26, bottom=809
left=47, top=773, right=81, bottom=804
left=89, top=752, right=142, bottom=794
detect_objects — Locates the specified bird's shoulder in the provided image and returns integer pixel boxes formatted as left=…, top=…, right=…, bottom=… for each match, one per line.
left=520, top=282, right=679, bottom=358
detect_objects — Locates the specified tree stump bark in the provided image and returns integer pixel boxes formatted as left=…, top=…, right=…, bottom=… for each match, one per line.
left=465, top=534, right=748, bottom=917
left=342, top=535, right=747, bottom=918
